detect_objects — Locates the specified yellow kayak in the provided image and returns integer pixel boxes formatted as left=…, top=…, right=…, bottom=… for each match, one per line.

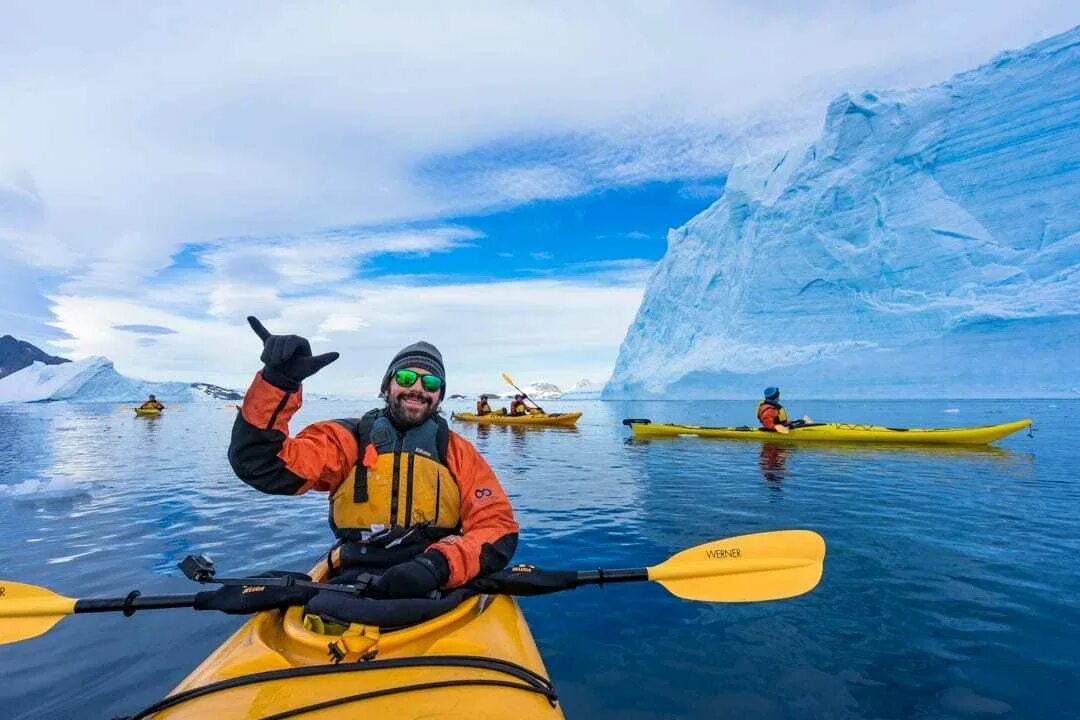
left=142, top=557, right=561, bottom=719
left=452, top=412, right=581, bottom=428
left=134, top=407, right=162, bottom=417
left=624, top=418, right=1032, bottom=445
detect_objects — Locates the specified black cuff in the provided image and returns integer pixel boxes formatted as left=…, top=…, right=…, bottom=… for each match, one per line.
left=420, top=550, right=451, bottom=586
left=262, top=365, right=300, bottom=392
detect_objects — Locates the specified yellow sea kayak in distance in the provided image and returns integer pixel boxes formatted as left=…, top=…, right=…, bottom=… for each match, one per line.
left=134, top=407, right=162, bottom=417
left=141, top=557, right=561, bottom=719
left=624, top=418, right=1032, bottom=446
left=452, top=412, right=582, bottom=428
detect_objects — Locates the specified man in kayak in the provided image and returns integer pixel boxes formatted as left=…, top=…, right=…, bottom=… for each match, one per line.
left=229, top=316, right=519, bottom=599
left=475, top=394, right=492, bottom=415
left=508, top=394, right=528, bottom=416
left=139, top=394, right=165, bottom=411
left=756, top=387, right=810, bottom=433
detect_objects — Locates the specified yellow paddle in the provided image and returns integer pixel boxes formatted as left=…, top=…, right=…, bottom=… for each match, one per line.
left=646, top=529, right=824, bottom=601
left=471, top=529, right=825, bottom=602
left=0, top=581, right=78, bottom=644
left=0, top=530, right=824, bottom=646
left=0, top=580, right=197, bottom=645
left=500, top=372, right=546, bottom=414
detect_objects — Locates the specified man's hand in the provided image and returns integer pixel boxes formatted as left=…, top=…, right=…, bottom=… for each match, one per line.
left=248, top=316, right=340, bottom=391
left=371, top=552, right=450, bottom=598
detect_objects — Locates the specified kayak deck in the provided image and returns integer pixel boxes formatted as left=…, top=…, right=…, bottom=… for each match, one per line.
left=625, top=418, right=1032, bottom=445
left=144, top=558, right=561, bottom=719
left=134, top=407, right=162, bottom=416
left=452, top=411, right=581, bottom=427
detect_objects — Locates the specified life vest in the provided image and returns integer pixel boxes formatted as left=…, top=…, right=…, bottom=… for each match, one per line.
left=330, top=410, right=461, bottom=544
left=476, top=400, right=491, bottom=415
left=756, top=400, right=789, bottom=428
left=509, top=400, right=526, bottom=415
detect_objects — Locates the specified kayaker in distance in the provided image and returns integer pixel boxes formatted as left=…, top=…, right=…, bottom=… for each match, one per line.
left=229, top=316, right=519, bottom=599
left=508, top=394, right=530, bottom=416
left=476, top=394, right=492, bottom=415
left=139, top=394, right=165, bottom=411
left=756, top=387, right=811, bottom=434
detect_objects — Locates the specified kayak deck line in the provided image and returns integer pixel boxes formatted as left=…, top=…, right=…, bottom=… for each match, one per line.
left=120, top=655, right=557, bottom=720
left=257, top=679, right=556, bottom=720
left=624, top=418, right=1032, bottom=446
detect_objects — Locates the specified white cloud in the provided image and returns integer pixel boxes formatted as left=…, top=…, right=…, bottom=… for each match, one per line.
left=200, top=225, right=480, bottom=288
left=2, top=2, right=1075, bottom=287
left=46, top=276, right=645, bottom=393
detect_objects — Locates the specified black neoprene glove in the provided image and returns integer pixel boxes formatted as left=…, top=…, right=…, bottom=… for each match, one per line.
left=371, top=551, right=451, bottom=599
left=248, top=316, right=339, bottom=391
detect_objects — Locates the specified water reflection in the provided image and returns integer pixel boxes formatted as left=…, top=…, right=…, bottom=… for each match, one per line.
left=759, top=443, right=789, bottom=489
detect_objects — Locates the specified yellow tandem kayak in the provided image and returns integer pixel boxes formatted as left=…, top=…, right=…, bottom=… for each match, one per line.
left=452, top=412, right=581, bottom=428
left=134, top=407, right=162, bottom=417
left=142, top=557, right=561, bottom=719
left=624, top=418, right=1032, bottom=445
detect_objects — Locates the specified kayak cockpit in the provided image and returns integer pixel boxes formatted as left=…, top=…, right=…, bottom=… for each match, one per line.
left=141, top=556, right=562, bottom=719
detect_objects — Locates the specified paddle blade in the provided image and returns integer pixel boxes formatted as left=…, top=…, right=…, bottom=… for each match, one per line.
left=647, top=530, right=825, bottom=602
left=0, top=581, right=77, bottom=645
left=501, top=372, right=516, bottom=387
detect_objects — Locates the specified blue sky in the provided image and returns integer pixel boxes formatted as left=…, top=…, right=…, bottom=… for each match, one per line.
left=364, top=180, right=722, bottom=282
left=1, top=3, right=1075, bottom=394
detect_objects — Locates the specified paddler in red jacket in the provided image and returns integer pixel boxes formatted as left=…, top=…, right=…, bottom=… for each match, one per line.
left=228, top=316, right=519, bottom=599
left=756, top=386, right=811, bottom=433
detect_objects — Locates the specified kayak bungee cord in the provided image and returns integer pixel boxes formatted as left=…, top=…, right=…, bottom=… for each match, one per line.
left=256, top=679, right=558, bottom=720
left=114, top=655, right=557, bottom=720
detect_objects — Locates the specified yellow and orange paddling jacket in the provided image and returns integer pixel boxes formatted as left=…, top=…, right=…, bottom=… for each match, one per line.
left=228, top=372, right=519, bottom=588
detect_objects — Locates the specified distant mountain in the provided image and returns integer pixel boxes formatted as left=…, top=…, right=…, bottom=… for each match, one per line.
left=190, top=382, right=244, bottom=401
left=523, top=382, right=562, bottom=400
left=561, top=378, right=603, bottom=400
left=0, top=335, right=69, bottom=379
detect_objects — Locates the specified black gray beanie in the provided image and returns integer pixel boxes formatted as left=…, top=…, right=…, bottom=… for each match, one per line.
left=381, top=341, right=446, bottom=398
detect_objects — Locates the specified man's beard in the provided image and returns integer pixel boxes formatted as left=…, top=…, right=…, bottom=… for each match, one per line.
left=387, top=391, right=437, bottom=428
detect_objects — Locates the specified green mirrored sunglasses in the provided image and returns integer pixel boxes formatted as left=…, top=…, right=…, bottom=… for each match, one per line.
left=393, top=368, right=443, bottom=392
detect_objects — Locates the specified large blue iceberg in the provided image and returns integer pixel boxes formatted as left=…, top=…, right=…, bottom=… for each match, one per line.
left=606, top=28, right=1080, bottom=399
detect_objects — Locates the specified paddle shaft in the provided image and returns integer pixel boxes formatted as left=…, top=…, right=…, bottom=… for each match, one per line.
left=41, top=559, right=787, bottom=616
left=50, top=571, right=640, bottom=618
left=66, top=574, right=371, bottom=617
left=575, top=569, right=648, bottom=586
left=74, top=595, right=198, bottom=614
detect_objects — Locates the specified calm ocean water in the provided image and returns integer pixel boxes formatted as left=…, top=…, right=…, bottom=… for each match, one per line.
left=0, top=398, right=1077, bottom=719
